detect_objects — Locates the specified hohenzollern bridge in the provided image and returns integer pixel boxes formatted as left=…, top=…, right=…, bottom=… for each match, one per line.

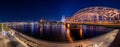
left=66, top=6, right=120, bottom=23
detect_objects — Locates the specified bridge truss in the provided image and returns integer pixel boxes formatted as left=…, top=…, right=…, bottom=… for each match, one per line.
left=67, top=7, right=120, bottom=23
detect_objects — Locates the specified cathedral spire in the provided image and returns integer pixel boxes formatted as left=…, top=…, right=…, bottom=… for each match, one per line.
left=61, top=16, right=65, bottom=22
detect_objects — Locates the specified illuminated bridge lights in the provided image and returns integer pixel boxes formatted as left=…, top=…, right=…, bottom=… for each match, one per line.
left=66, top=7, right=120, bottom=23
left=4, top=7, right=120, bottom=47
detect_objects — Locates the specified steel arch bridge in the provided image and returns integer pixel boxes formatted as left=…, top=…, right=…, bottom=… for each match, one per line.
left=67, top=7, right=120, bottom=23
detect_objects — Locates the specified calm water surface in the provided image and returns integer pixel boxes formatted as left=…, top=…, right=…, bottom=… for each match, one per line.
left=8, top=22, right=114, bottom=43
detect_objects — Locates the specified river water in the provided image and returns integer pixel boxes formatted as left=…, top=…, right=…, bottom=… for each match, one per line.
left=8, top=22, right=114, bottom=43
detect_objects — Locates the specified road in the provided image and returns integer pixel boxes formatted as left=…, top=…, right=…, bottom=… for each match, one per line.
left=6, top=31, right=25, bottom=47
left=0, top=31, right=25, bottom=47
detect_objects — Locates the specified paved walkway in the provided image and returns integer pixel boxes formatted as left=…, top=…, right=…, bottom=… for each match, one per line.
left=11, top=29, right=119, bottom=47
left=109, top=30, right=120, bottom=47
left=0, top=33, right=5, bottom=47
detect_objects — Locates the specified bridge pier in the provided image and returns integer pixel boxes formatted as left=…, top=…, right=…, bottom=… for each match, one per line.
left=65, top=23, right=83, bottom=43
left=66, top=24, right=73, bottom=43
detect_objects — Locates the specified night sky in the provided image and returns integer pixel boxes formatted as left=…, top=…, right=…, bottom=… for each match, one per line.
left=0, top=0, right=120, bottom=22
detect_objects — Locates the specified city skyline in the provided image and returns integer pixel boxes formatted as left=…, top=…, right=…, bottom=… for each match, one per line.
left=0, top=0, right=120, bottom=47
left=0, top=0, right=120, bottom=22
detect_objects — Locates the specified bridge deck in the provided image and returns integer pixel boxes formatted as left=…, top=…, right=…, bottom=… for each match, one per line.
left=65, top=22, right=120, bottom=29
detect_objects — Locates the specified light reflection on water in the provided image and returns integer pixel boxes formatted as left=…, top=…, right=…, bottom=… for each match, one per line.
left=8, top=22, right=114, bottom=43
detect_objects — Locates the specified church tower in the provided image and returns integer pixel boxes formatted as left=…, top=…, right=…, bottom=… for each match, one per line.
left=61, top=16, right=65, bottom=22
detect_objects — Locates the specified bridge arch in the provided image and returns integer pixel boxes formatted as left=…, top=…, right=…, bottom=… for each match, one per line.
left=67, top=6, right=120, bottom=23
